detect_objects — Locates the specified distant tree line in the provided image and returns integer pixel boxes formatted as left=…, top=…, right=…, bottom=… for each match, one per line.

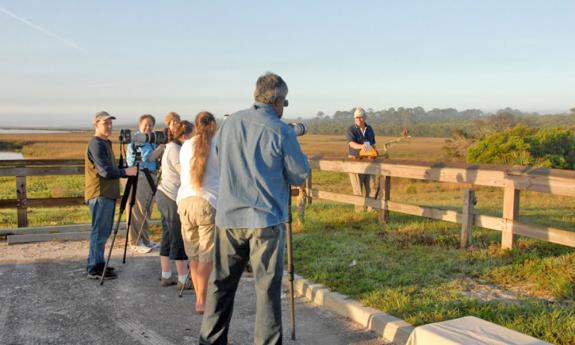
left=298, top=107, right=575, bottom=138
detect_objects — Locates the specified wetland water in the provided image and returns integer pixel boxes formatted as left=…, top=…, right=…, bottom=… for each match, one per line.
left=0, top=128, right=73, bottom=160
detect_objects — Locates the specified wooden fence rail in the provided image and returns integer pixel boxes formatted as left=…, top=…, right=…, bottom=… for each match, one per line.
left=0, top=159, right=84, bottom=228
left=307, top=158, right=575, bottom=249
left=1, top=158, right=575, bottom=249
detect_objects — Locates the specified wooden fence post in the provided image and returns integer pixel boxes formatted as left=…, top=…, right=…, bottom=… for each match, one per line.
left=305, top=170, right=312, bottom=206
left=16, top=175, right=28, bottom=228
left=502, top=183, right=520, bottom=249
left=297, top=187, right=305, bottom=224
left=378, top=176, right=391, bottom=223
left=461, top=189, right=475, bottom=248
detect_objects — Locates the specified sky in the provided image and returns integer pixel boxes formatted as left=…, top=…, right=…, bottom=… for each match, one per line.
left=0, top=0, right=574, bottom=128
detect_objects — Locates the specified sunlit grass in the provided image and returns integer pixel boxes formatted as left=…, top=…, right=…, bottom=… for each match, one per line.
left=293, top=201, right=575, bottom=344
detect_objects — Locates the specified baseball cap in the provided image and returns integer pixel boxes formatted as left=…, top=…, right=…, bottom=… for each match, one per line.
left=93, top=111, right=116, bottom=125
left=354, top=107, right=366, bottom=118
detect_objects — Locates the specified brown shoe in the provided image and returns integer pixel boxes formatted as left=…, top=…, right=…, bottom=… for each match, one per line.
left=177, top=279, right=194, bottom=290
left=160, top=276, right=177, bottom=287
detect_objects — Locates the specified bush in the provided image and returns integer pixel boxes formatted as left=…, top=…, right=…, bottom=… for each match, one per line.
left=467, top=126, right=575, bottom=169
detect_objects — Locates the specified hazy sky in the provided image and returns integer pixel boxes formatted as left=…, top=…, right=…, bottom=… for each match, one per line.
left=1, top=0, right=574, bottom=128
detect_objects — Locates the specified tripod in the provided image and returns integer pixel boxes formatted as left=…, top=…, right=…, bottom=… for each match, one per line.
left=100, top=157, right=157, bottom=285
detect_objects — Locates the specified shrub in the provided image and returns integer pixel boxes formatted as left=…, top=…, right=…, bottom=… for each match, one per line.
left=467, top=126, right=575, bottom=169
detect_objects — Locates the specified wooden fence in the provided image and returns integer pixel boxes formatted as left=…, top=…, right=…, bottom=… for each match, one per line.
left=0, top=159, right=85, bottom=228
left=1, top=158, right=575, bottom=249
left=307, top=158, right=575, bottom=249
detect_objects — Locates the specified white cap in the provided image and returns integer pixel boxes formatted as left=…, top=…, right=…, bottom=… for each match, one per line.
left=93, top=111, right=116, bottom=125
left=354, top=107, right=366, bottom=118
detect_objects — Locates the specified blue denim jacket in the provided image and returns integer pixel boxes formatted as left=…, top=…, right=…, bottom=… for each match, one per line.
left=215, top=102, right=310, bottom=229
left=126, top=134, right=157, bottom=172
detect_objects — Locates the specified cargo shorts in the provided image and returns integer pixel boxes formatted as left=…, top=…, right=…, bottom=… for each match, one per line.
left=178, top=196, right=216, bottom=262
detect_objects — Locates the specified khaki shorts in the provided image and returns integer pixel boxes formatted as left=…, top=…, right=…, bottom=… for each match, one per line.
left=178, top=196, right=216, bottom=262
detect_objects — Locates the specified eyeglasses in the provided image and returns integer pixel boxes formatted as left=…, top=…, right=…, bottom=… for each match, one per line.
left=283, top=99, right=289, bottom=107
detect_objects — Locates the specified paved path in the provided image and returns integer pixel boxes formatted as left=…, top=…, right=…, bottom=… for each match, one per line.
left=0, top=241, right=389, bottom=345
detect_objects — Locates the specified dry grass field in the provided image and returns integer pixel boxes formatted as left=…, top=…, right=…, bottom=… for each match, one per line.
left=0, top=132, right=448, bottom=161
left=298, top=135, right=447, bottom=161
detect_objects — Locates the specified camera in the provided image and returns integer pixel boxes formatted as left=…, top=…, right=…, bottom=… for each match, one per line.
left=119, top=129, right=168, bottom=145
left=288, top=123, right=306, bottom=137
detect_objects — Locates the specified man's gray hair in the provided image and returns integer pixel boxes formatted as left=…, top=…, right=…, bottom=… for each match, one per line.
left=254, top=72, right=288, bottom=104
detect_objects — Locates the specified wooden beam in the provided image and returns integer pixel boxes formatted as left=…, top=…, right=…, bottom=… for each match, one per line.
left=461, top=189, right=475, bottom=248
left=7, top=230, right=127, bottom=244
left=306, top=170, right=312, bottom=206
left=0, top=166, right=84, bottom=177
left=378, top=176, right=391, bottom=223
left=510, top=221, right=575, bottom=247
left=308, top=159, right=575, bottom=197
left=16, top=176, right=27, bottom=227
left=0, top=197, right=85, bottom=209
left=0, top=159, right=83, bottom=167
left=0, top=220, right=159, bottom=237
left=502, top=184, right=520, bottom=249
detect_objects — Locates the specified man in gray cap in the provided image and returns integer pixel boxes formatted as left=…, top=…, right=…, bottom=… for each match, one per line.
left=85, top=111, right=137, bottom=279
left=346, top=106, right=377, bottom=211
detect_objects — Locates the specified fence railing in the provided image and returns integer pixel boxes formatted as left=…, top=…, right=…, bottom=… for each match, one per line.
left=0, top=159, right=84, bottom=228
left=1, top=158, right=574, bottom=249
left=307, top=158, right=575, bottom=249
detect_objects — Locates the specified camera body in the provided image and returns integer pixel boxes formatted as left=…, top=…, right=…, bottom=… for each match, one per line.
left=119, top=129, right=168, bottom=145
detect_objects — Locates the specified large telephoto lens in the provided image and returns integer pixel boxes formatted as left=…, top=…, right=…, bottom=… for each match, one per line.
left=131, top=130, right=168, bottom=145
left=288, top=123, right=306, bottom=136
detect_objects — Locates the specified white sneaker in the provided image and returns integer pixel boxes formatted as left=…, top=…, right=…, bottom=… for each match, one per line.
left=131, top=244, right=152, bottom=254
left=148, top=241, right=161, bottom=249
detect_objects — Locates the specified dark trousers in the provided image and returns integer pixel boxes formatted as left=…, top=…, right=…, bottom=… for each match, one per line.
left=156, top=190, right=187, bottom=260
left=199, top=225, right=285, bottom=345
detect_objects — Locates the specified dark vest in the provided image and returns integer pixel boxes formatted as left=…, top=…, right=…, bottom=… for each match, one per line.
left=84, top=137, right=120, bottom=201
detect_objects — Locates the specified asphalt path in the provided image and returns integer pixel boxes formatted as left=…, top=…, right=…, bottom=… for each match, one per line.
left=0, top=241, right=389, bottom=345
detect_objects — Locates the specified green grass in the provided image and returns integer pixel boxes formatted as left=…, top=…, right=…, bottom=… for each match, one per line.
left=293, top=201, right=575, bottom=344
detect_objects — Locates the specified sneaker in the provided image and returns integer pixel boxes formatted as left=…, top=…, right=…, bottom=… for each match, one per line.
left=160, top=276, right=177, bottom=287
left=131, top=244, right=152, bottom=254
left=87, top=270, right=118, bottom=280
left=177, top=279, right=194, bottom=290
left=148, top=241, right=161, bottom=249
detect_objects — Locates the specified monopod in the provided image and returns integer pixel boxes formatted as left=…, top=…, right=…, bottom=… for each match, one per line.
left=286, top=184, right=296, bottom=341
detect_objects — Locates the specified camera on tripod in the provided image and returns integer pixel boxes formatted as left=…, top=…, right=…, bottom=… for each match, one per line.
left=119, top=129, right=169, bottom=145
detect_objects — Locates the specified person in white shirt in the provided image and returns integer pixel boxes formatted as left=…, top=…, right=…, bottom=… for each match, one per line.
left=156, top=121, right=194, bottom=288
left=177, top=112, right=219, bottom=314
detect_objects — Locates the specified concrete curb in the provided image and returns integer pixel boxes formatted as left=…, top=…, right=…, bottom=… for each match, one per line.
left=283, top=274, right=414, bottom=345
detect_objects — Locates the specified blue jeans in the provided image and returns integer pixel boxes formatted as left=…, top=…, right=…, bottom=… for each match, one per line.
left=199, top=225, right=285, bottom=345
left=86, top=197, right=116, bottom=273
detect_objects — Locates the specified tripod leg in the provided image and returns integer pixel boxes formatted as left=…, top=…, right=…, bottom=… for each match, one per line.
left=123, top=172, right=139, bottom=263
left=134, top=169, right=158, bottom=247
left=100, top=176, right=134, bottom=285
left=178, top=274, right=192, bottom=298
left=287, top=185, right=296, bottom=340
left=100, top=210, right=121, bottom=286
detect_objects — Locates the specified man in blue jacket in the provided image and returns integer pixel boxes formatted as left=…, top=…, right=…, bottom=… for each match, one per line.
left=199, top=73, right=310, bottom=345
